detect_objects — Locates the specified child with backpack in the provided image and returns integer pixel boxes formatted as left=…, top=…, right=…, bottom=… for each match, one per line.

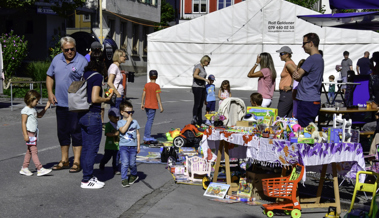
left=20, top=90, right=52, bottom=177
left=99, top=108, right=121, bottom=175
left=141, top=70, right=164, bottom=144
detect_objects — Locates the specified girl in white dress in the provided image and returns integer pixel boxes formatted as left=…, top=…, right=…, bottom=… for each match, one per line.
left=218, top=80, right=232, bottom=106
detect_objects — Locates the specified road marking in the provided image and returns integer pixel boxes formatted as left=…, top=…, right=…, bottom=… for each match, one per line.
left=0, top=145, right=60, bottom=162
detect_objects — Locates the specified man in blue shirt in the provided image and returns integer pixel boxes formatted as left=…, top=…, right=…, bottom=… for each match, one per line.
left=293, top=33, right=324, bottom=127
left=46, top=36, right=88, bottom=172
left=356, top=51, right=371, bottom=75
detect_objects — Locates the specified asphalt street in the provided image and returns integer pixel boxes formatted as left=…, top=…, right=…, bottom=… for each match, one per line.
left=0, top=75, right=353, bottom=218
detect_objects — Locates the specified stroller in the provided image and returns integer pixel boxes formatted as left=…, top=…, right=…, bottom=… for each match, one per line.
left=218, top=97, right=246, bottom=127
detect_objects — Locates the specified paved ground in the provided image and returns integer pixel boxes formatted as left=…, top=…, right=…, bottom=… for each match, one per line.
left=0, top=74, right=373, bottom=217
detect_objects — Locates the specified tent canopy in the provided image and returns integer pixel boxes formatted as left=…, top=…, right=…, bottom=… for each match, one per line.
left=329, top=0, right=379, bottom=10
left=297, top=12, right=379, bottom=30
left=148, top=0, right=379, bottom=90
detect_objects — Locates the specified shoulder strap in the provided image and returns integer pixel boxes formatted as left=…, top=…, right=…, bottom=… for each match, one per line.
left=85, top=72, right=101, bottom=81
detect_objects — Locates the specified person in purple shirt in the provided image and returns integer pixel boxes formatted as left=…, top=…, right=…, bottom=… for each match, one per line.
left=46, top=36, right=88, bottom=173
left=293, top=33, right=324, bottom=127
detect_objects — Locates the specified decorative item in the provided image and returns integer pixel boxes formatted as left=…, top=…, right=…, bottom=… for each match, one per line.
left=204, top=182, right=230, bottom=199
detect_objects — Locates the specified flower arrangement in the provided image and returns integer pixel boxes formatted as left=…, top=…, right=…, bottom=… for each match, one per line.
left=205, top=112, right=226, bottom=126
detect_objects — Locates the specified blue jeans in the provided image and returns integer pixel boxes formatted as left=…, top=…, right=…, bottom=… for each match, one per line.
left=119, top=146, right=137, bottom=181
left=144, top=108, right=156, bottom=139
left=100, top=150, right=119, bottom=171
left=112, top=95, right=124, bottom=112
left=328, top=92, right=335, bottom=104
left=79, top=111, right=102, bottom=182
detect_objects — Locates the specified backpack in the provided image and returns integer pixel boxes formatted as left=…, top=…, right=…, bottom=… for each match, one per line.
left=68, top=72, right=100, bottom=112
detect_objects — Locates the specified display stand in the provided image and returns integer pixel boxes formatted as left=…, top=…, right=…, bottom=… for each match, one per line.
left=212, top=140, right=238, bottom=195
left=299, top=163, right=341, bottom=215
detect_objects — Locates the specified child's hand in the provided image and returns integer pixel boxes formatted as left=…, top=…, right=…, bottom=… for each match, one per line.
left=141, top=104, right=145, bottom=110
left=45, top=101, right=51, bottom=109
left=24, top=135, right=29, bottom=142
left=127, top=114, right=133, bottom=123
left=114, top=131, right=119, bottom=136
left=137, top=146, right=140, bottom=154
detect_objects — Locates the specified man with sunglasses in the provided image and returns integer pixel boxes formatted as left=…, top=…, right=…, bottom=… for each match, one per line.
left=293, top=33, right=324, bottom=127
left=46, top=36, right=88, bottom=173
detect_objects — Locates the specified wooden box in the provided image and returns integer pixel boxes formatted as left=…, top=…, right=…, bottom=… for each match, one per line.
left=236, top=120, right=254, bottom=127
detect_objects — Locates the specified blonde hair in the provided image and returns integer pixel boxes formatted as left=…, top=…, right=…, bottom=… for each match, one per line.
left=200, top=55, right=211, bottom=65
left=60, top=36, right=76, bottom=48
left=112, top=49, right=126, bottom=63
left=24, top=90, right=41, bottom=106
left=260, top=53, right=276, bottom=81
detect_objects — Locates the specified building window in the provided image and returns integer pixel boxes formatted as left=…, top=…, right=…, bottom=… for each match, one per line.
left=132, top=24, right=139, bottom=55
left=83, top=14, right=90, bottom=22
left=193, top=0, right=207, bottom=13
left=108, top=19, right=115, bottom=40
left=218, top=0, right=232, bottom=10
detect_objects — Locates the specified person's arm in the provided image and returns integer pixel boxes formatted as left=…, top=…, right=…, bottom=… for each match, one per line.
left=46, top=75, right=57, bottom=105
left=247, top=65, right=263, bottom=78
left=141, top=90, right=146, bottom=110
left=229, top=91, right=232, bottom=97
left=218, top=89, right=223, bottom=100
left=37, top=101, right=51, bottom=118
left=356, top=65, right=360, bottom=75
left=21, top=114, right=29, bottom=142
left=283, top=63, right=296, bottom=91
left=105, top=125, right=119, bottom=137
left=193, top=68, right=210, bottom=84
left=119, top=116, right=133, bottom=134
left=136, top=129, right=140, bottom=154
left=91, top=86, right=111, bottom=104
left=293, top=68, right=306, bottom=82
left=157, top=93, right=164, bottom=113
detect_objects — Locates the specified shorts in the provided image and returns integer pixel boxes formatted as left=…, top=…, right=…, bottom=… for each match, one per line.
left=56, top=106, right=82, bottom=146
left=206, top=101, right=216, bottom=112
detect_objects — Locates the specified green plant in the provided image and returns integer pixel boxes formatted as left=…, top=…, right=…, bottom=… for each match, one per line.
left=3, top=87, right=50, bottom=98
left=1, top=30, right=28, bottom=80
left=26, top=61, right=51, bottom=82
left=49, top=30, right=63, bottom=60
left=155, top=0, right=175, bottom=31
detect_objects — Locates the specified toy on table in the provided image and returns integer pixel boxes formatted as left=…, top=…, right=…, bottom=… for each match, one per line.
left=261, top=164, right=304, bottom=218
left=305, top=122, right=327, bottom=143
left=173, top=124, right=204, bottom=148
left=166, top=128, right=181, bottom=141
left=332, top=114, right=352, bottom=143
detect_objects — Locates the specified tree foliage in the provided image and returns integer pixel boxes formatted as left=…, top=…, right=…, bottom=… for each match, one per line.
left=0, top=0, right=86, bottom=17
left=155, top=0, right=175, bottom=31
left=287, top=0, right=325, bottom=13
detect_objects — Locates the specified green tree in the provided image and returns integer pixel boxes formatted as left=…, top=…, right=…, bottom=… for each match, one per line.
left=0, top=0, right=86, bottom=17
left=287, top=0, right=325, bottom=13
left=155, top=0, right=175, bottom=31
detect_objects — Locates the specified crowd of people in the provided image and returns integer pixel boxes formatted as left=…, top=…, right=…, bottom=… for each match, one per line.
left=20, top=36, right=164, bottom=190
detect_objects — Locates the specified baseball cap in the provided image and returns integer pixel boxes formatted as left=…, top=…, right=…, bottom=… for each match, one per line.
left=149, top=70, right=158, bottom=77
left=276, top=46, right=293, bottom=54
left=108, top=108, right=120, bottom=118
left=91, top=41, right=102, bottom=50
left=208, top=74, right=215, bottom=81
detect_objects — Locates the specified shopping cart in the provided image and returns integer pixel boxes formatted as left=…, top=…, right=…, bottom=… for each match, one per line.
left=261, top=164, right=304, bottom=218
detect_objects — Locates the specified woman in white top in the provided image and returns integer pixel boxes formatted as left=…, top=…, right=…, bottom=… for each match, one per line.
left=108, top=49, right=127, bottom=110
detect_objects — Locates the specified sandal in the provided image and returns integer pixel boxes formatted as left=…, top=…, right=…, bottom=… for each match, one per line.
left=69, top=162, right=82, bottom=173
left=52, top=161, right=70, bottom=170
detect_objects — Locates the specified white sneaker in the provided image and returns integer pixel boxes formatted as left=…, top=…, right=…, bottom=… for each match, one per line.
left=19, top=167, right=33, bottom=176
left=91, top=177, right=105, bottom=186
left=37, top=167, right=52, bottom=176
left=81, top=180, right=104, bottom=189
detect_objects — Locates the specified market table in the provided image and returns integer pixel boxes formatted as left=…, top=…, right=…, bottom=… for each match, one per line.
left=201, top=128, right=365, bottom=215
left=318, top=107, right=378, bottom=128
left=321, top=82, right=360, bottom=106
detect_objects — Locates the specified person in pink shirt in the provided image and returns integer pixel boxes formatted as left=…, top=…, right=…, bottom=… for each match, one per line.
left=247, top=53, right=277, bottom=107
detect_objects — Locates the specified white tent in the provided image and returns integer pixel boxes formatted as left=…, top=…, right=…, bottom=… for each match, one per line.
left=147, top=0, right=379, bottom=90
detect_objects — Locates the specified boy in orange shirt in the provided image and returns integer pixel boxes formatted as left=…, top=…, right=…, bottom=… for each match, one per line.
left=141, top=70, right=164, bottom=144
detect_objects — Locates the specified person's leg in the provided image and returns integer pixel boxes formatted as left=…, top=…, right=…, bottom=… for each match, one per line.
left=119, top=146, right=129, bottom=181
left=144, top=108, right=156, bottom=140
left=111, top=150, right=119, bottom=171
left=196, top=88, right=206, bottom=125
left=29, top=145, right=42, bottom=170
left=192, top=87, right=202, bottom=124
left=129, top=147, right=138, bottom=176
left=292, top=100, right=298, bottom=118
left=261, top=98, right=272, bottom=107
left=70, top=110, right=82, bottom=169
left=297, top=101, right=320, bottom=127
left=80, top=112, right=102, bottom=181
left=100, top=149, right=113, bottom=169
left=278, top=91, right=293, bottom=117
left=342, top=76, right=347, bottom=93
left=54, top=107, right=71, bottom=169
left=22, top=146, right=31, bottom=169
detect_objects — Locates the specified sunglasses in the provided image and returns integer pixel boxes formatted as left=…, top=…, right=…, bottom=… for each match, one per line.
left=63, top=48, right=75, bottom=52
left=280, top=52, right=286, bottom=56
left=123, top=110, right=134, bottom=114
left=302, top=41, right=311, bottom=46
